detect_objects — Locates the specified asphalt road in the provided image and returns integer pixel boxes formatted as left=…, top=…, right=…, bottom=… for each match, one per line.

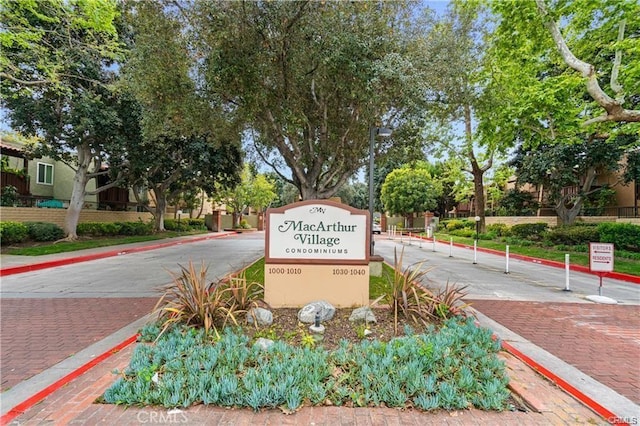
left=373, top=236, right=639, bottom=305
left=0, top=232, right=265, bottom=298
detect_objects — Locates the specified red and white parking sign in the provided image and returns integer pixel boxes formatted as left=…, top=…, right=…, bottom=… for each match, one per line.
left=589, top=243, right=614, bottom=272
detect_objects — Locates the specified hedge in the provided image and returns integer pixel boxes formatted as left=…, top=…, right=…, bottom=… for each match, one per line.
left=25, top=222, right=65, bottom=242
left=598, top=222, right=640, bottom=252
left=0, top=221, right=28, bottom=245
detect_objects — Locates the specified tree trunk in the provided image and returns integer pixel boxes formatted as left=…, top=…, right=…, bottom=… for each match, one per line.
left=555, top=196, right=583, bottom=226
left=153, top=189, right=167, bottom=232
left=464, top=104, right=490, bottom=234
left=554, top=167, right=598, bottom=225
left=63, top=143, right=92, bottom=240
left=300, top=186, right=320, bottom=200
left=471, top=164, right=486, bottom=231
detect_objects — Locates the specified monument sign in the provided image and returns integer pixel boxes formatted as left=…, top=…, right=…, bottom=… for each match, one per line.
left=265, top=200, right=370, bottom=307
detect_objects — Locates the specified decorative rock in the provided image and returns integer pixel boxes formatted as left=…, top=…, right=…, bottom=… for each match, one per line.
left=349, top=306, right=377, bottom=323
left=254, top=337, right=274, bottom=350
left=298, top=301, right=335, bottom=323
left=246, top=307, right=273, bottom=326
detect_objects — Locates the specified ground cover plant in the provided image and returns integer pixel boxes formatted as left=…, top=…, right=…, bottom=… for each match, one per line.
left=102, top=250, right=510, bottom=413
left=103, top=318, right=509, bottom=412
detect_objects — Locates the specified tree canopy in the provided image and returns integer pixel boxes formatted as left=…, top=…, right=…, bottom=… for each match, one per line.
left=191, top=1, right=427, bottom=200
left=1, top=0, right=126, bottom=239
left=380, top=164, right=442, bottom=218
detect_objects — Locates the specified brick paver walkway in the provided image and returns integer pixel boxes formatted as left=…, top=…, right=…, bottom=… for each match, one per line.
left=468, top=300, right=640, bottom=404
left=10, top=341, right=602, bottom=425
left=0, top=297, right=157, bottom=391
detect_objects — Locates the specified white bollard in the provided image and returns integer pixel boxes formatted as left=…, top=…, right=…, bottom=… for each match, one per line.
left=449, top=237, right=453, bottom=257
left=564, top=254, right=571, bottom=291
left=408, top=232, right=412, bottom=245
left=473, top=240, right=478, bottom=264
left=505, top=245, right=510, bottom=274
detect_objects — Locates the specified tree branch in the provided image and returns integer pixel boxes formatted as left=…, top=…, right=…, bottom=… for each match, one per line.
left=0, top=72, right=50, bottom=86
left=535, top=0, right=640, bottom=124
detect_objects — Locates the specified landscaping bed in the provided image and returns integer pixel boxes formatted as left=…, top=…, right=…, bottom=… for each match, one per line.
left=102, top=315, right=511, bottom=412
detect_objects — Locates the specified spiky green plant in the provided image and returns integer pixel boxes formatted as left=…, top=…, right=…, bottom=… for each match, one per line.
left=218, top=269, right=265, bottom=324
left=153, top=261, right=233, bottom=339
left=433, top=281, right=469, bottom=319
left=383, top=247, right=435, bottom=333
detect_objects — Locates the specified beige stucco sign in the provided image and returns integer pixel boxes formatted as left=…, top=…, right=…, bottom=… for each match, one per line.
left=264, top=200, right=370, bottom=307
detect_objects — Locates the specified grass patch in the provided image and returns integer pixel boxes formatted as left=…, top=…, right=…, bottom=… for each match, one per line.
left=5, top=231, right=208, bottom=256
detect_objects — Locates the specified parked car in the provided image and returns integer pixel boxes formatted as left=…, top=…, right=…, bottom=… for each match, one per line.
left=372, top=223, right=382, bottom=234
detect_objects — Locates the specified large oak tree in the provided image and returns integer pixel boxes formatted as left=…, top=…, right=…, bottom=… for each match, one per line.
left=192, top=1, right=426, bottom=200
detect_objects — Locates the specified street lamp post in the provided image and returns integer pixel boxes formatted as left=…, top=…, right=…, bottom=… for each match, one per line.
left=474, top=215, right=481, bottom=242
left=369, top=126, right=392, bottom=256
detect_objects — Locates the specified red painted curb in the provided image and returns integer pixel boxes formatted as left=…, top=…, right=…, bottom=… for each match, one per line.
left=0, top=334, right=138, bottom=426
left=426, top=236, right=640, bottom=284
left=501, top=341, right=628, bottom=425
left=0, top=232, right=238, bottom=277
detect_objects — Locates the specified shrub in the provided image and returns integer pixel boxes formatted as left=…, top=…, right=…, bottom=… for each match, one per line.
left=154, top=262, right=239, bottom=339
left=117, top=221, right=153, bottom=236
left=545, top=226, right=600, bottom=246
left=77, top=222, right=123, bottom=236
left=444, top=219, right=473, bottom=232
left=0, top=221, right=28, bottom=245
left=164, top=218, right=191, bottom=231
left=510, top=223, right=548, bottom=241
left=486, top=223, right=510, bottom=237
left=598, top=222, right=640, bottom=252
left=449, top=229, right=475, bottom=238
left=1, top=185, right=19, bottom=206
left=25, top=222, right=65, bottom=242
left=187, top=218, right=206, bottom=229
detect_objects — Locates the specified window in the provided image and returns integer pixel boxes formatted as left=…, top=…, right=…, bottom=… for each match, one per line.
left=37, top=162, right=53, bottom=185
